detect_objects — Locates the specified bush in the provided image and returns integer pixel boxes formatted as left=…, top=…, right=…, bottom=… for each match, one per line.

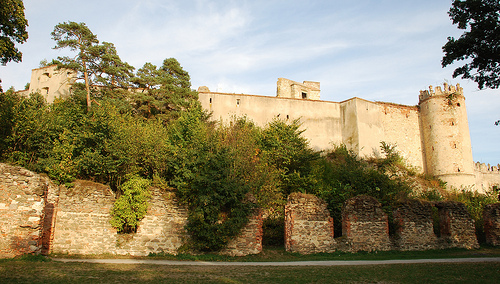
left=310, top=144, right=412, bottom=237
left=110, top=176, right=152, bottom=233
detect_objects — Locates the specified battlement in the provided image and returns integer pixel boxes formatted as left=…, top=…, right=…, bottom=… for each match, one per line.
left=475, top=162, right=500, bottom=174
left=419, top=83, right=463, bottom=102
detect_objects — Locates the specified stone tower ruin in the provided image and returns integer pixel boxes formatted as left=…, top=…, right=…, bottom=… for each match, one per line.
left=419, top=83, right=475, bottom=189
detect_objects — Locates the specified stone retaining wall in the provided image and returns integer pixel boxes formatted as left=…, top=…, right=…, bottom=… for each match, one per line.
left=435, top=201, right=479, bottom=249
left=393, top=200, right=437, bottom=250
left=341, top=195, right=391, bottom=252
left=2, top=163, right=498, bottom=258
left=221, top=208, right=263, bottom=256
left=284, top=192, right=335, bottom=254
left=51, top=182, right=189, bottom=256
left=483, top=203, right=500, bottom=246
left=0, top=164, right=57, bottom=258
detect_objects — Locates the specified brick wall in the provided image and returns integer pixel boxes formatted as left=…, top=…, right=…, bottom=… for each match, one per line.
left=341, top=195, right=391, bottom=252
left=393, top=200, right=437, bottom=250
left=284, top=192, right=335, bottom=254
left=435, top=201, right=479, bottom=249
left=484, top=203, right=500, bottom=246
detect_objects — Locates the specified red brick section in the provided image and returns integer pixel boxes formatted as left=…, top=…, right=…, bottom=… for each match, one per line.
left=342, top=195, right=391, bottom=252
left=285, top=192, right=335, bottom=254
left=435, top=201, right=479, bottom=249
left=484, top=203, right=500, bottom=246
left=393, top=200, right=437, bottom=250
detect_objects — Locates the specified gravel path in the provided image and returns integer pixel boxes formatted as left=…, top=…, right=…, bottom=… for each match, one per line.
left=52, top=257, right=500, bottom=266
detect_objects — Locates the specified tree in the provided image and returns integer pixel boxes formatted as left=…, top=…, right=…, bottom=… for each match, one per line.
left=51, top=21, right=134, bottom=110
left=0, top=0, right=28, bottom=65
left=442, top=0, right=500, bottom=89
left=131, top=58, right=199, bottom=121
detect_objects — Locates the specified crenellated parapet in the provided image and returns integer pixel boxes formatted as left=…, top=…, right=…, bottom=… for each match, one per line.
left=419, top=83, right=463, bottom=102
left=475, top=162, right=500, bottom=174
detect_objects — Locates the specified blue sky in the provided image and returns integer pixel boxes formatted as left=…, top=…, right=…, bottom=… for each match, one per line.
left=1, top=0, right=499, bottom=165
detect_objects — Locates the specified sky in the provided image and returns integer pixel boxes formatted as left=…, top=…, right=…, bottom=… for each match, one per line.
left=1, top=0, right=499, bottom=165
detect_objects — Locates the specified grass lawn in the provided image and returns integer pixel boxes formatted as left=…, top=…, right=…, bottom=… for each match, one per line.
left=1, top=260, right=499, bottom=283
left=1, top=247, right=500, bottom=283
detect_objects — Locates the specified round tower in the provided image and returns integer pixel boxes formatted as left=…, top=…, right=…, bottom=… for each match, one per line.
left=419, top=83, right=475, bottom=189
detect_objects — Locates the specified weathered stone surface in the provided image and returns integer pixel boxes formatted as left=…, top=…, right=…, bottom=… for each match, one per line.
left=484, top=203, right=500, bottom=246
left=393, top=200, right=437, bottom=250
left=342, top=195, right=391, bottom=252
left=434, top=201, right=479, bottom=249
left=221, top=208, right=263, bottom=256
left=51, top=184, right=189, bottom=256
left=285, top=192, right=335, bottom=254
left=0, top=163, right=58, bottom=258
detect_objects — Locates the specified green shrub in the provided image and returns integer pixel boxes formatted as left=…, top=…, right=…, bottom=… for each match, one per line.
left=310, top=144, right=412, bottom=237
left=110, top=176, right=152, bottom=233
left=444, top=187, right=498, bottom=242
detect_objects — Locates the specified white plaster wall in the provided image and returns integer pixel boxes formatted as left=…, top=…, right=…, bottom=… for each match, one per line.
left=199, top=92, right=342, bottom=151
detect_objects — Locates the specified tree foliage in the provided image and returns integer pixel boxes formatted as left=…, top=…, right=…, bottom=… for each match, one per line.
left=442, top=0, right=500, bottom=89
left=51, top=21, right=134, bottom=110
left=131, top=58, right=199, bottom=122
left=110, top=176, right=152, bottom=233
left=0, top=0, right=28, bottom=65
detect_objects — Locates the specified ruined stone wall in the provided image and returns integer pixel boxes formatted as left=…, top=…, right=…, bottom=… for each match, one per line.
left=284, top=192, right=335, bottom=254
left=51, top=182, right=189, bottom=256
left=0, top=164, right=58, bottom=258
left=341, top=195, right=392, bottom=252
left=483, top=203, right=500, bottom=246
left=435, top=201, right=479, bottom=249
left=393, top=200, right=437, bottom=250
left=221, top=208, right=263, bottom=256
left=283, top=194, right=485, bottom=254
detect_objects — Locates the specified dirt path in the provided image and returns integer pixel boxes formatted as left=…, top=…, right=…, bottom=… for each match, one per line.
left=52, top=257, right=500, bottom=266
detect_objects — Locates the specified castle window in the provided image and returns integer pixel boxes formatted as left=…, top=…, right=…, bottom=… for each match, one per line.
left=457, top=103, right=461, bottom=107
left=42, top=87, right=49, bottom=94
left=286, top=115, right=289, bottom=120
left=236, top=99, right=240, bottom=106
left=457, top=168, right=461, bottom=172
left=209, top=98, right=212, bottom=104
left=302, top=92, right=307, bottom=99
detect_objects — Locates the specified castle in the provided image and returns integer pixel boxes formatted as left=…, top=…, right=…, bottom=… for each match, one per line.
left=19, top=65, right=500, bottom=192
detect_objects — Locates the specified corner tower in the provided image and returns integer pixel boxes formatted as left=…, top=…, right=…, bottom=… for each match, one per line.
left=419, top=83, right=475, bottom=189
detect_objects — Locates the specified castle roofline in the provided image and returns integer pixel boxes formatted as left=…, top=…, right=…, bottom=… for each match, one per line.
left=198, top=89, right=339, bottom=104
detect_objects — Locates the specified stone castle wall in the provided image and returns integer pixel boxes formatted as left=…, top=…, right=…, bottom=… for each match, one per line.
left=393, top=200, right=438, bottom=251
left=341, top=195, right=392, bottom=252
left=284, top=194, right=490, bottom=254
left=284, top=193, right=335, bottom=254
left=1, top=165, right=499, bottom=258
left=377, top=103, right=424, bottom=171
left=0, top=164, right=51, bottom=257
left=0, top=164, right=262, bottom=258
left=475, top=162, right=500, bottom=192
left=51, top=182, right=189, bottom=256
